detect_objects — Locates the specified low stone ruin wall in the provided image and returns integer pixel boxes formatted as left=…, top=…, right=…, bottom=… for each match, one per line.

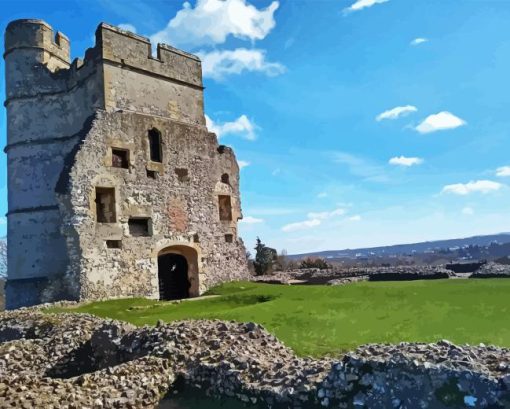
left=471, top=262, right=510, bottom=279
left=255, top=265, right=454, bottom=286
left=1, top=310, right=509, bottom=408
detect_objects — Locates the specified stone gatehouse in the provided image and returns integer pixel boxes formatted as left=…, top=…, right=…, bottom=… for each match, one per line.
left=4, top=19, right=249, bottom=309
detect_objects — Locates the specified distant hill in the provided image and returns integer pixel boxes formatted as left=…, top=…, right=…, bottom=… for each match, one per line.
left=289, top=233, right=510, bottom=261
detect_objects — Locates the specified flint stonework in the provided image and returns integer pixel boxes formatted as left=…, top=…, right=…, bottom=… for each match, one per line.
left=4, top=19, right=249, bottom=309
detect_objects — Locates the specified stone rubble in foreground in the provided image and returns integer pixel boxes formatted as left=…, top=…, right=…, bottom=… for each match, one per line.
left=0, top=308, right=509, bottom=408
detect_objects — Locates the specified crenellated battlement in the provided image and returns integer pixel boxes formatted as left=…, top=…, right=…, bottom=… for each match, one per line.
left=4, top=19, right=70, bottom=66
left=4, top=19, right=204, bottom=124
left=97, top=23, right=202, bottom=88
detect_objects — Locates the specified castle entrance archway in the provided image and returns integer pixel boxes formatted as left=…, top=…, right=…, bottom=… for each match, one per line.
left=157, top=246, right=199, bottom=300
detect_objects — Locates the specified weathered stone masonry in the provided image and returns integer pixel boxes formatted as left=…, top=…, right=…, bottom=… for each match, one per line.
left=4, top=19, right=249, bottom=309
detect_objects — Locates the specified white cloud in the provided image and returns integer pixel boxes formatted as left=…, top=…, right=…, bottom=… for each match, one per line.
left=240, top=216, right=264, bottom=224
left=344, top=0, right=389, bottom=13
left=411, top=37, right=428, bottom=46
left=118, top=23, right=137, bottom=33
left=389, top=156, right=424, bottom=167
left=462, top=207, right=474, bottom=216
left=0, top=217, right=5, bottom=225
left=376, top=105, right=417, bottom=121
left=496, top=166, right=510, bottom=177
left=282, top=207, right=346, bottom=232
left=317, top=192, right=328, bottom=198
left=237, top=160, right=250, bottom=169
left=348, top=215, right=362, bottom=221
left=199, top=48, right=285, bottom=80
left=150, top=0, right=279, bottom=48
left=206, top=114, right=257, bottom=140
left=282, top=218, right=321, bottom=232
left=307, top=208, right=345, bottom=220
left=416, top=111, right=466, bottom=134
left=442, top=180, right=503, bottom=195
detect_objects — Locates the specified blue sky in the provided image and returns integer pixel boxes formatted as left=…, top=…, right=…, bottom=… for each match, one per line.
left=2, top=0, right=510, bottom=254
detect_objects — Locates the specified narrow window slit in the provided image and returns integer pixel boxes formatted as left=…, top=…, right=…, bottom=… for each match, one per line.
left=148, top=128, right=162, bottom=163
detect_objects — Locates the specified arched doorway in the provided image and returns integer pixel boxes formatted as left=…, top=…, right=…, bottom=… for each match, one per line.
left=158, top=253, right=190, bottom=300
left=157, top=245, right=199, bottom=300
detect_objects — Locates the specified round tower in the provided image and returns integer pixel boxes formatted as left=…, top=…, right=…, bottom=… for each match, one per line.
left=4, top=20, right=72, bottom=309
left=4, top=19, right=70, bottom=100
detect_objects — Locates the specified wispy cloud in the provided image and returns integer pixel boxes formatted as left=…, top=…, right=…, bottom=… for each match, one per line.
left=150, top=0, right=279, bottom=48
left=462, top=207, right=474, bottom=215
left=199, top=48, right=285, bottom=80
left=411, top=37, right=428, bottom=46
left=237, top=160, right=250, bottom=169
left=206, top=114, right=257, bottom=140
left=282, top=218, right=321, bottom=232
left=317, top=192, right=328, bottom=198
left=348, top=215, right=362, bottom=221
left=308, top=208, right=345, bottom=220
left=282, top=207, right=347, bottom=232
left=376, top=105, right=417, bottom=121
left=496, top=166, right=510, bottom=177
left=344, top=0, right=389, bottom=14
left=118, top=23, right=137, bottom=33
left=331, top=151, right=388, bottom=183
left=240, top=216, right=264, bottom=224
left=416, top=111, right=466, bottom=134
left=389, top=156, right=424, bottom=167
left=442, top=180, right=503, bottom=195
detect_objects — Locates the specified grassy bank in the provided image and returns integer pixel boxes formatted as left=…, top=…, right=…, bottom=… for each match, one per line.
left=48, top=279, right=510, bottom=357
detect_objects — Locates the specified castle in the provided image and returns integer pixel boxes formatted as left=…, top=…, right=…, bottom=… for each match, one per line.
left=3, top=19, right=249, bottom=309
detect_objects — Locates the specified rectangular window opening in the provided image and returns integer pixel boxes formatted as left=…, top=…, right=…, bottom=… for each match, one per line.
left=95, top=187, right=116, bottom=223
left=148, top=129, right=162, bottom=163
left=146, top=169, right=157, bottom=179
left=218, top=195, right=233, bottom=221
left=111, top=148, right=129, bottom=169
left=106, top=240, right=122, bottom=249
left=175, top=168, right=189, bottom=182
left=225, top=234, right=233, bottom=243
left=128, top=217, right=151, bottom=237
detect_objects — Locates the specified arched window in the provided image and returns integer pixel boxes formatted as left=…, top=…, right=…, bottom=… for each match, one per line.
left=221, top=173, right=230, bottom=185
left=148, top=128, right=162, bottom=163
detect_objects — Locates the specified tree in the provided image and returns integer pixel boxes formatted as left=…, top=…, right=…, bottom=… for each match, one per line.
left=0, top=239, right=6, bottom=279
left=253, top=237, right=277, bottom=276
left=276, top=249, right=296, bottom=271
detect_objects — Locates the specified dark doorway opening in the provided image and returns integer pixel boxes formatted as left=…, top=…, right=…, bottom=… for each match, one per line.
left=158, top=254, right=190, bottom=300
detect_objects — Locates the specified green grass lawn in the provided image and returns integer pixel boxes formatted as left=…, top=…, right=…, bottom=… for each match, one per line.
left=48, top=279, right=510, bottom=357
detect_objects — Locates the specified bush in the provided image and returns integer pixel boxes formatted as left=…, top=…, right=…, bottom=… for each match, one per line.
left=299, top=257, right=330, bottom=270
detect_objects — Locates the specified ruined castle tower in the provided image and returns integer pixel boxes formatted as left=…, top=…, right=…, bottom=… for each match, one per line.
left=4, top=19, right=249, bottom=309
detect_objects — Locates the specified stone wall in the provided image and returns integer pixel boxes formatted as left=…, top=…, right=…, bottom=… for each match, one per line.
left=4, top=19, right=249, bottom=306
left=57, top=108, right=248, bottom=301
left=2, top=310, right=509, bottom=408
